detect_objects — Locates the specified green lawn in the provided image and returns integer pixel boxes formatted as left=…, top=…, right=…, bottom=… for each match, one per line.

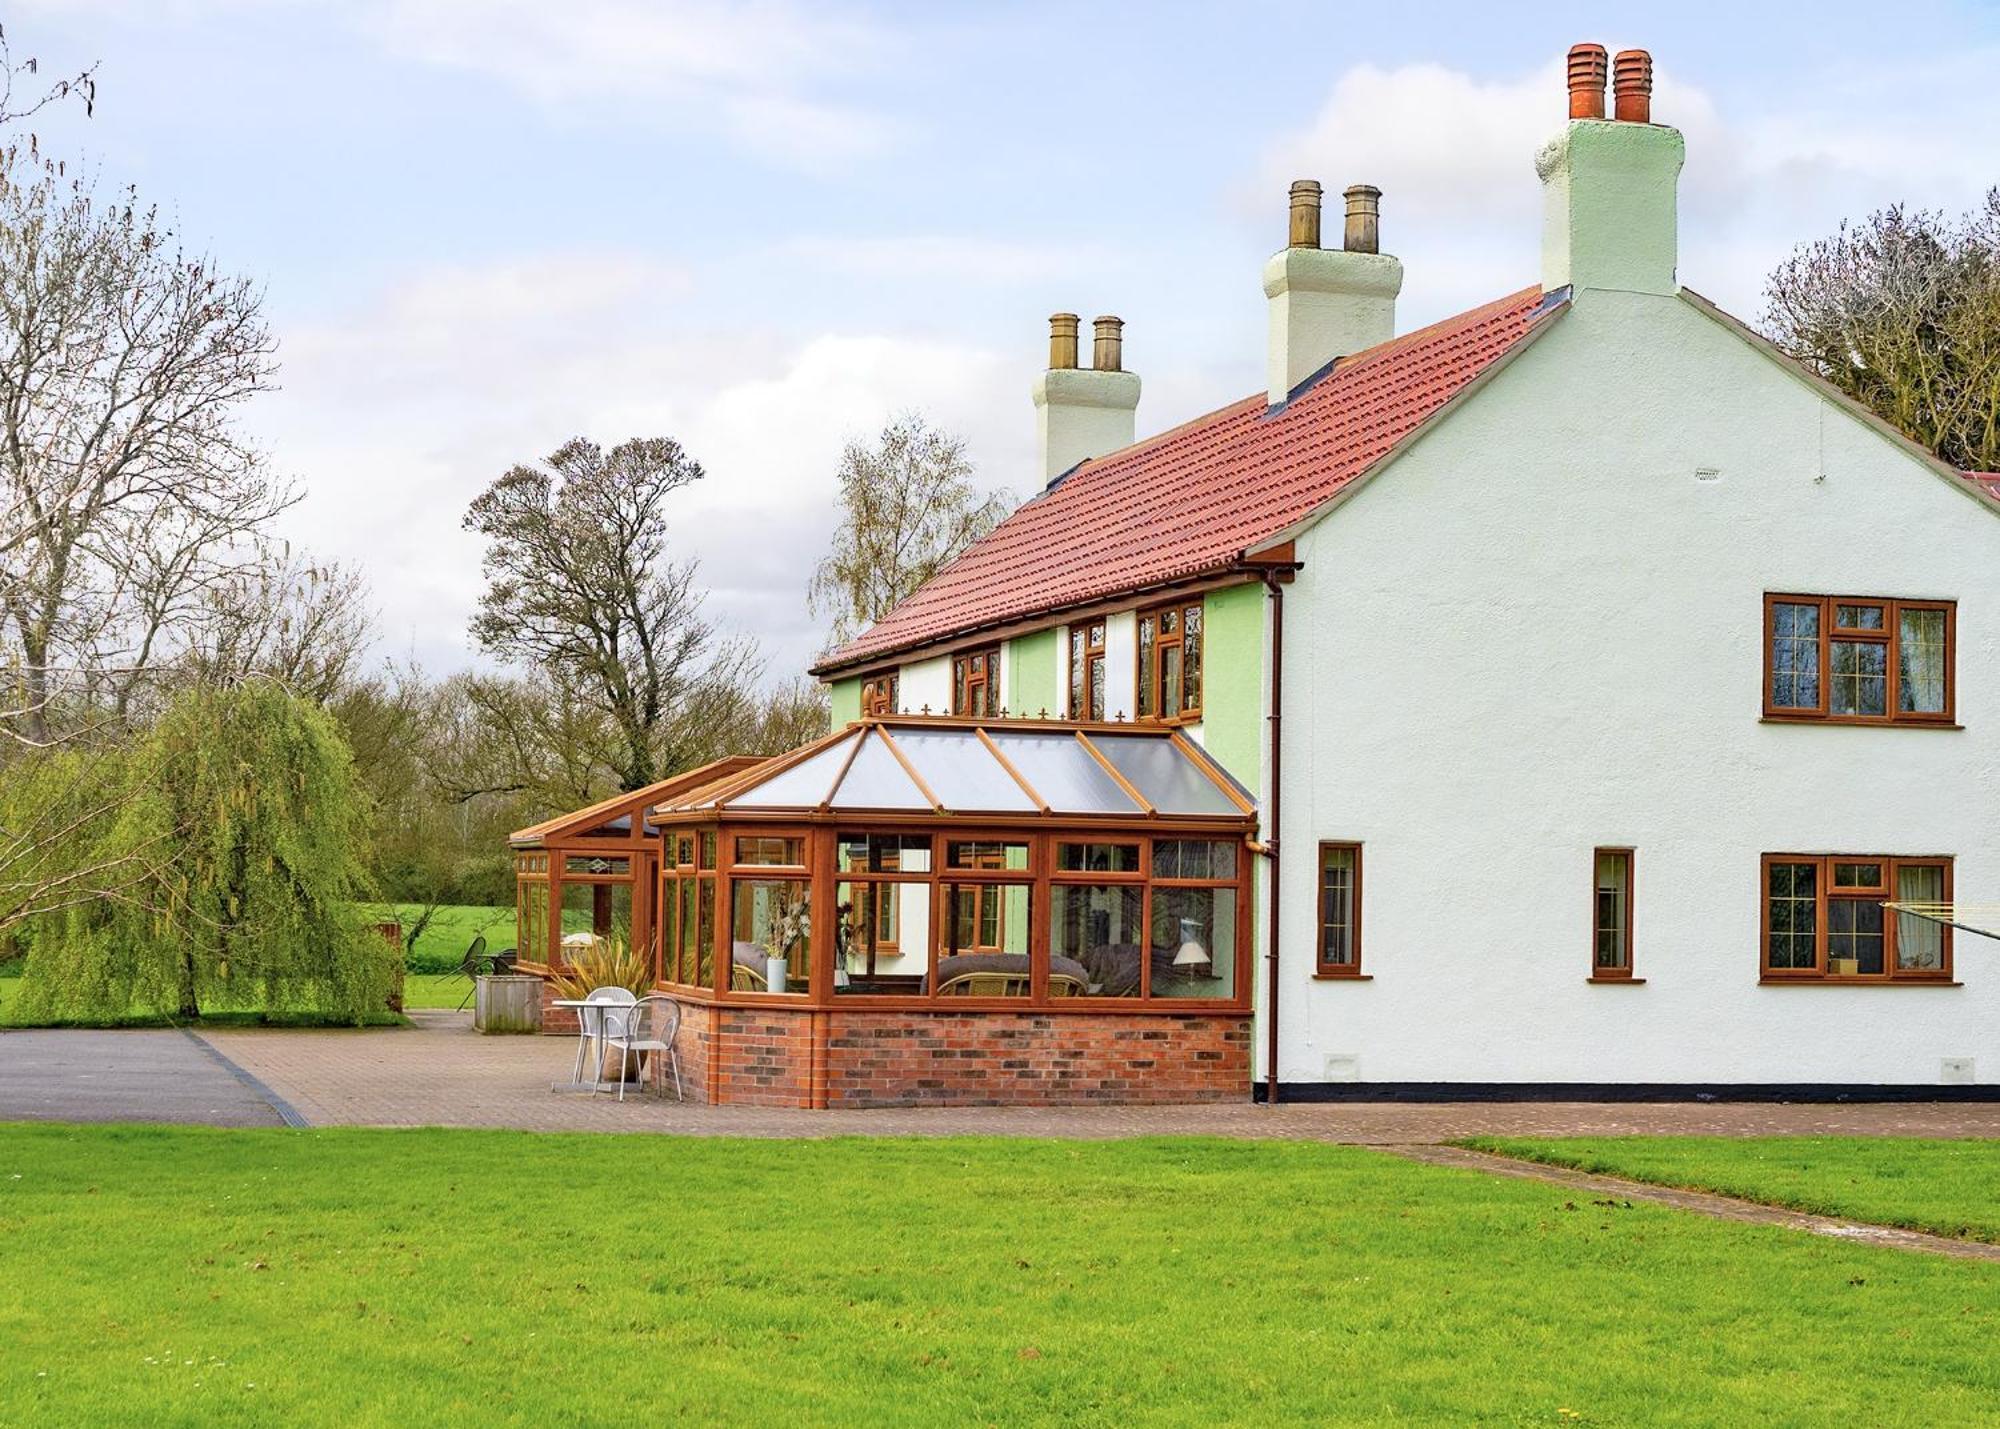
left=354, top=903, right=517, bottom=968
left=398, top=972, right=473, bottom=1010
left=3, top=1128, right=1998, bottom=1425
left=1469, top=1135, right=2000, bottom=1244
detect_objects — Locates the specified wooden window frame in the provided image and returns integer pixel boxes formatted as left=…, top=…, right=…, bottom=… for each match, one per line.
left=1136, top=599, right=1204, bottom=723
left=1759, top=853, right=1956, bottom=983
left=951, top=645, right=1003, bottom=717
left=1315, top=841, right=1364, bottom=978
left=1067, top=621, right=1107, bottom=722
left=1590, top=847, right=1637, bottom=981
left=861, top=673, right=899, bottom=717
left=1763, top=594, right=1957, bottom=726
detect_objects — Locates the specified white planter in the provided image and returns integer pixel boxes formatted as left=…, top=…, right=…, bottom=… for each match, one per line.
left=766, top=956, right=789, bottom=993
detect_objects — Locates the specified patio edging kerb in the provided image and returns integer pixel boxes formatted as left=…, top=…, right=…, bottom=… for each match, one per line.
left=182, top=1028, right=312, bottom=1128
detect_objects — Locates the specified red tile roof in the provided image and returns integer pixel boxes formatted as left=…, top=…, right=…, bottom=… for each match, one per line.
left=816, top=285, right=1564, bottom=674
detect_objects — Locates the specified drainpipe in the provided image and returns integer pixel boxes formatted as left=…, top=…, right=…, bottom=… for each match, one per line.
left=1260, top=572, right=1285, bottom=1105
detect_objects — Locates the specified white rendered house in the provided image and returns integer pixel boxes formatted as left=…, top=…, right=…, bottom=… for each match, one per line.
left=814, top=45, right=2000, bottom=1099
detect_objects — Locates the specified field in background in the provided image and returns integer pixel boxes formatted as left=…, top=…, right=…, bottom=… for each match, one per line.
left=1469, top=1136, right=2000, bottom=1244
left=355, top=904, right=517, bottom=972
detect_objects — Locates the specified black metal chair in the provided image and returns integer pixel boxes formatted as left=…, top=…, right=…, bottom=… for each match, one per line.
left=453, top=934, right=490, bottom=1011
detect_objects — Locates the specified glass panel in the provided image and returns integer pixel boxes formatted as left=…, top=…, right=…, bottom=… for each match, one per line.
left=1091, top=735, right=1241, bottom=817
left=1137, top=615, right=1156, bottom=718
left=938, top=884, right=1032, bottom=995
left=1835, top=603, right=1885, bottom=630
left=833, top=879, right=930, bottom=996
left=952, top=658, right=968, bottom=715
left=1088, top=656, right=1105, bottom=722
left=1162, top=645, right=1183, bottom=719
left=1182, top=605, right=1203, bottom=712
left=1830, top=640, right=1888, bottom=716
left=1058, top=842, right=1141, bottom=873
left=677, top=878, right=699, bottom=984
left=1153, top=887, right=1236, bottom=999
left=826, top=731, right=934, bottom=810
left=657, top=873, right=677, bottom=982
left=730, top=878, right=810, bottom=994
left=734, top=836, right=804, bottom=867
left=836, top=834, right=931, bottom=874
left=564, top=854, right=631, bottom=876
left=887, top=731, right=1038, bottom=813
left=516, top=877, right=550, bottom=964
left=1160, top=608, right=1178, bottom=636
left=1766, top=861, right=1818, bottom=970
left=1050, top=884, right=1142, bottom=996
left=1069, top=630, right=1085, bottom=718
left=1899, top=608, right=1948, bottom=714
left=1832, top=862, right=1883, bottom=889
left=1088, top=621, right=1105, bottom=647
left=697, top=879, right=715, bottom=987
left=1770, top=602, right=1821, bottom=709
left=675, top=835, right=694, bottom=867
left=1594, top=851, right=1629, bottom=971
left=1154, top=839, right=1238, bottom=880
left=1895, top=864, right=1947, bottom=971
left=1320, top=846, right=1356, bottom=968
left=983, top=731, right=1142, bottom=814
left=579, top=814, right=632, bottom=839
left=947, top=840, right=1030, bottom=872
left=1828, top=899, right=1885, bottom=975
left=729, top=736, right=854, bottom=807
left=559, top=881, right=629, bottom=954
left=700, top=832, right=716, bottom=868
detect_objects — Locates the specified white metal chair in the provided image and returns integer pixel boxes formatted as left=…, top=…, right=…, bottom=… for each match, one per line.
left=599, top=994, right=682, bottom=1102
left=571, top=986, right=637, bottom=1092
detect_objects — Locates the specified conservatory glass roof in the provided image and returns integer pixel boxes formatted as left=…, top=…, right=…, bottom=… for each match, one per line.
left=652, top=718, right=1256, bottom=822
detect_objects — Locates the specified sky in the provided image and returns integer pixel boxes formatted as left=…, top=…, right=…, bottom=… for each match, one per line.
left=13, top=0, right=2000, bottom=684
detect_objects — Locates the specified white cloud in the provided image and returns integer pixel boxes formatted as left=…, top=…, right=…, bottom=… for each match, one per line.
left=360, top=0, right=899, bottom=164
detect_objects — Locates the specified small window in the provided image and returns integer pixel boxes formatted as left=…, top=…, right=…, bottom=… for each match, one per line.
left=1592, top=849, right=1634, bottom=978
left=1317, top=842, right=1362, bottom=975
left=1761, top=853, right=1953, bottom=981
left=734, top=836, right=805, bottom=868
left=946, top=840, right=1029, bottom=872
left=861, top=674, right=898, bottom=717
left=951, top=645, right=1003, bottom=717
left=1057, top=842, right=1140, bottom=874
left=1764, top=595, right=1954, bottom=724
left=1068, top=622, right=1107, bottom=721
left=1136, top=599, right=1204, bottom=720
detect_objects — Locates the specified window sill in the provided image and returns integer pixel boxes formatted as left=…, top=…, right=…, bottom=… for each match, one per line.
left=1312, top=972, right=1372, bottom=982
left=1587, top=975, right=1646, bottom=984
left=1759, top=715, right=1962, bottom=730
left=1758, top=977, right=1961, bottom=987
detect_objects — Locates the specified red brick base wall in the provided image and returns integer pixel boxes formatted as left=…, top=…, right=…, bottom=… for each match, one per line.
left=637, top=1002, right=1251, bottom=1108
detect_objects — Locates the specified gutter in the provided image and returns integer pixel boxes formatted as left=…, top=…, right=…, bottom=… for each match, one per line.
left=1260, top=570, right=1286, bottom=1105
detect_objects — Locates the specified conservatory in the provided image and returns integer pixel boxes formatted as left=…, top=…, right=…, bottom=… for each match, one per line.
left=519, top=715, right=1259, bottom=1108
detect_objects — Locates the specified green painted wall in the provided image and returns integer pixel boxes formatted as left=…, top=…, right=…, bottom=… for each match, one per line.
left=828, top=676, right=861, bottom=731
left=1200, top=582, right=1265, bottom=787
left=1008, top=628, right=1059, bottom=718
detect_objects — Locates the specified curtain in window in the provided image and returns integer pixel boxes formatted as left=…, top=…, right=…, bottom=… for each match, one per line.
left=1895, top=864, right=1945, bottom=970
left=1898, top=608, right=1948, bottom=714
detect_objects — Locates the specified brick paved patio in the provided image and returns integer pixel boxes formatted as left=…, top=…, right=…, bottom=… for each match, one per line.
left=194, top=1011, right=2000, bottom=1141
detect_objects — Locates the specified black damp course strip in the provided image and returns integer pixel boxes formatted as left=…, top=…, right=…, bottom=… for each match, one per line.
left=1254, top=1082, right=2000, bottom=1105
left=180, top=1029, right=312, bottom=1128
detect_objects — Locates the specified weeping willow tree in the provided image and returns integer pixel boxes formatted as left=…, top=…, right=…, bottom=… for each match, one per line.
left=16, top=680, right=393, bottom=1022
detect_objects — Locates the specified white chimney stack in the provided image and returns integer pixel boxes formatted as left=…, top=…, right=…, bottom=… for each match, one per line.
left=1538, top=44, right=1683, bottom=297
left=1263, top=180, right=1402, bottom=406
left=1032, top=313, right=1140, bottom=484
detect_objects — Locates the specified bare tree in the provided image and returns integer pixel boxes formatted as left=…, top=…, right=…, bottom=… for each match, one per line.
left=174, top=554, right=374, bottom=708
left=1766, top=192, right=2000, bottom=472
left=809, top=413, right=1010, bottom=646
left=464, top=436, right=734, bottom=791
left=0, top=160, right=290, bottom=745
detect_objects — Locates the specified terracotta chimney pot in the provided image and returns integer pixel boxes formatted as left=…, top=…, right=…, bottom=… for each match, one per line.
left=1567, top=43, right=1608, bottom=119
left=1613, top=48, right=1653, bottom=123
left=1091, top=316, right=1124, bottom=372
left=1047, top=313, right=1079, bottom=370
left=1287, top=180, right=1323, bottom=249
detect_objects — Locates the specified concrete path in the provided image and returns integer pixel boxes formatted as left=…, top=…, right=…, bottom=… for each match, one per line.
left=195, top=1010, right=2000, bottom=1141
left=1392, top=1145, right=2000, bottom=1264
left=0, top=1028, right=293, bottom=1127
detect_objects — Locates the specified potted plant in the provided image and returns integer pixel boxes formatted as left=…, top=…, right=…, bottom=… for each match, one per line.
left=762, top=888, right=810, bottom=994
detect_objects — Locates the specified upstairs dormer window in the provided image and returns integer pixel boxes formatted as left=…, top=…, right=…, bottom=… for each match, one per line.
left=1067, top=620, right=1106, bottom=721
left=951, top=645, right=1001, bottom=717
left=1137, top=599, right=1204, bottom=722
left=1764, top=595, right=1955, bottom=725
left=861, top=673, right=898, bottom=717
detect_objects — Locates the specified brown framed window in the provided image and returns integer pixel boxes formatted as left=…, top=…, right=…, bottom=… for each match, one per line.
left=1137, top=599, right=1204, bottom=721
left=1761, top=853, right=1954, bottom=982
left=1317, top=842, right=1362, bottom=975
left=951, top=645, right=1002, bottom=717
left=861, top=673, right=898, bottom=716
left=1592, top=849, right=1634, bottom=978
left=1764, top=595, right=1955, bottom=724
left=1068, top=620, right=1107, bottom=721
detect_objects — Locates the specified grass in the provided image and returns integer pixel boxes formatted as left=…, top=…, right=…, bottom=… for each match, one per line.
left=2, top=1128, right=1998, bottom=1425
left=397, top=973, right=473, bottom=1011
left=353, top=903, right=516, bottom=970
left=1467, top=1135, right=2000, bottom=1244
